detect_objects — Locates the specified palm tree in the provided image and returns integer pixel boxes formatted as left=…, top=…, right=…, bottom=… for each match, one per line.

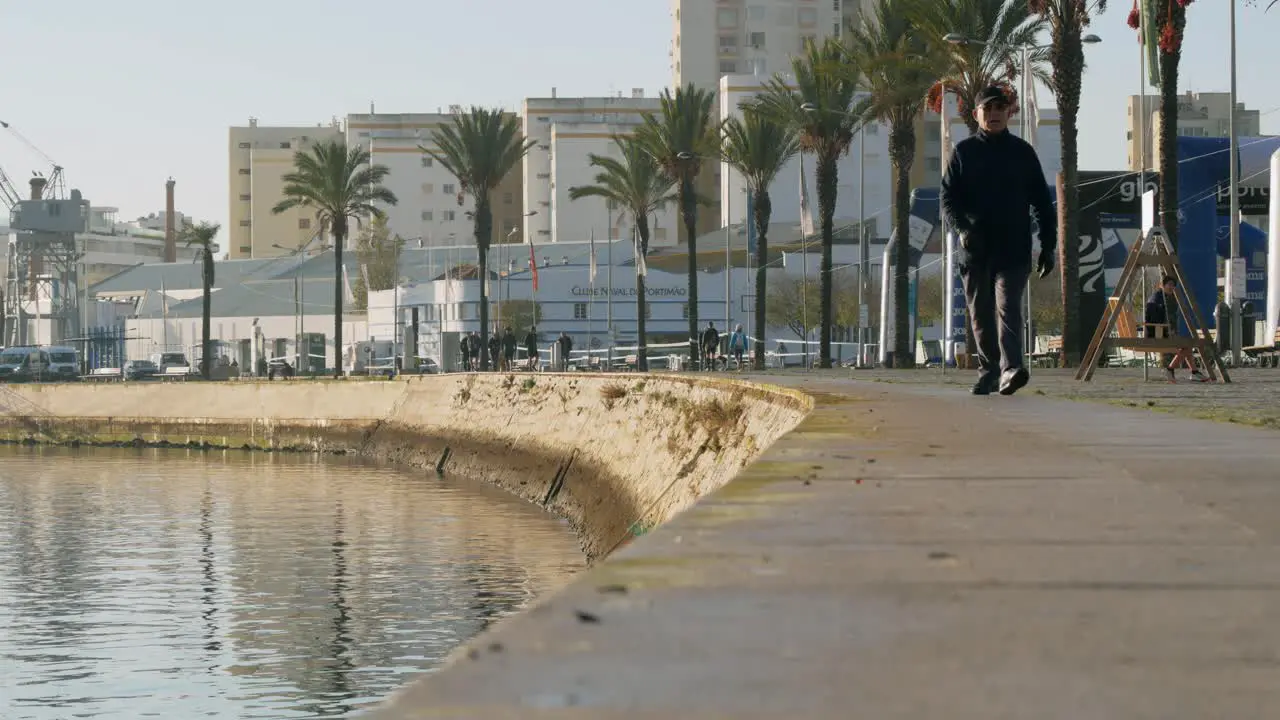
left=273, top=139, right=397, bottom=377
left=179, top=221, right=221, bottom=380
left=568, top=136, right=678, bottom=371
left=1148, top=1, right=1188, bottom=248
left=847, top=0, right=941, bottom=367
left=749, top=38, right=861, bottom=369
left=719, top=111, right=800, bottom=370
left=912, top=0, right=1048, bottom=134
left=632, top=84, right=720, bottom=368
left=1031, top=0, right=1107, bottom=366
left=426, top=108, right=534, bottom=371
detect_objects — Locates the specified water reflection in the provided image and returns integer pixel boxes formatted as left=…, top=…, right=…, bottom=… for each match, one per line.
left=0, top=446, right=582, bottom=719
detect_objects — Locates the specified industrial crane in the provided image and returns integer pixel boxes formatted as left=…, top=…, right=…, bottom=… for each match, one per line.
left=1, top=120, right=82, bottom=347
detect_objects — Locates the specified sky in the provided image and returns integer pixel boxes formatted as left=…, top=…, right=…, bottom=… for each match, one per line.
left=3, top=0, right=1278, bottom=249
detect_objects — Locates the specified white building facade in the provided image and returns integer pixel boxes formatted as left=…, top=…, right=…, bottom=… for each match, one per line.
left=345, top=112, right=527, bottom=250
left=672, top=0, right=871, bottom=91
left=522, top=94, right=679, bottom=247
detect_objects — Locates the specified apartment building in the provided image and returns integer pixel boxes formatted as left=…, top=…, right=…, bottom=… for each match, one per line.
left=227, top=119, right=344, bottom=259
left=1128, top=91, right=1261, bottom=172
left=522, top=93, right=678, bottom=247
left=346, top=111, right=525, bottom=250
left=672, top=0, right=873, bottom=91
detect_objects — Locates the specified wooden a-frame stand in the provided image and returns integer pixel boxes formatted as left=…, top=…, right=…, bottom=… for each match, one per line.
left=1075, top=226, right=1231, bottom=383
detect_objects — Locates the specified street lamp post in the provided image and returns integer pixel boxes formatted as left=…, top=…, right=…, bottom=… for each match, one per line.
left=1228, top=0, right=1243, bottom=366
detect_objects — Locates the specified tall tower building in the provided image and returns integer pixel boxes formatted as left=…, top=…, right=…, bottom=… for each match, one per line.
left=671, top=0, right=869, bottom=92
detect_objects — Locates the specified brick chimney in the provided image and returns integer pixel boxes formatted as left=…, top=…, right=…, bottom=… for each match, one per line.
left=29, top=176, right=46, bottom=199
left=164, top=178, right=176, bottom=263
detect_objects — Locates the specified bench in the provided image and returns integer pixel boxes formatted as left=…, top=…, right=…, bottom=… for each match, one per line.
left=1244, top=328, right=1280, bottom=368
left=161, top=366, right=193, bottom=380
left=85, top=367, right=123, bottom=382
left=1031, top=337, right=1063, bottom=368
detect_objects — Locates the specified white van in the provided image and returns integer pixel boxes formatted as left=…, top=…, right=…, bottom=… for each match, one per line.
left=149, top=352, right=191, bottom=374
left=0, top=346, right=49, bottom=382
left=43, top=346, right=81, bottom=381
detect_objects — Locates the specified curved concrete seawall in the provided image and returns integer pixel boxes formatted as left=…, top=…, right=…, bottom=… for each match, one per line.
left=0, top=375, right=810, bottom=559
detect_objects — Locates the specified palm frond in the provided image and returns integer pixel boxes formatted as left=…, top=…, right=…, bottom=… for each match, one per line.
left=271, top=139, right=398, bottom=224
left=631, top=84, right=721, bottom=182
left=568, top=136, right=677, bottom=222
left=425, top=107, right=534, bottom=203
left=179, top=221, right=221, bottom=250
left=720, top=111, right=800, bottom=193
left=745, top=37, right=860, bottom=161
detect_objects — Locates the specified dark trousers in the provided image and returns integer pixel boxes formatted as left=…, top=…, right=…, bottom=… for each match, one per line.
left=962, top=260, right=1029, bottom=376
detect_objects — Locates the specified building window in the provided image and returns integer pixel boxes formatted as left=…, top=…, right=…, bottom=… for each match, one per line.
left=719, top=35, right=738, bottom=53
left=720, top=60, right=737, bottom=73
left=682, top=303, right=690, bottom=320
left=748, top=58, right=767, bottom=76
left=298, top=218, right=311, bottom=230
left=749, top=32, right=766, bottom=48
left=606, top=199, right=618, bottom=211
left=238, top=168, right=250, bottom=175
left=926, top=157, right=941, bottom=171
left=443, top=183, right=456, bottom=195
left=279, top=142, right=291, bottom=149
left=798, top=7, right=818, bottom=26
left=503, top=191, right=513, bottom=204
left=421, top=156, right=433, bottom=167
left=646, top=304, right=652, bottom=321
left=239, top=194, right=251, bottom=201
left=717, top=8, right=738, bottom=28
left=444, top=211, right=456, bottom=221
left=238, top=142, right=251, bottom=149
left=421, top=210, right=433, bottom=221
left=239, top=246, right=252, bottom=254
left=655, top=228, right=668, bottom=241
left=573, top=303, right=588, bottom=319
left=747, top=5, right=765, bottom=21
left=866, top=123, right=879, bottom=135
left=422, top=182, right=434, bottom=194
left=239, top=220, right=251, bottom=227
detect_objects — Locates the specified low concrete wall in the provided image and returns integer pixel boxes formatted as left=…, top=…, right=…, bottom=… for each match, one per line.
left=0, top=375, right=809, bottom=559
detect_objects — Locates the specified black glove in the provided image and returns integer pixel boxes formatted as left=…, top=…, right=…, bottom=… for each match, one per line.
left=1036, top=246, right=1055, bottom=278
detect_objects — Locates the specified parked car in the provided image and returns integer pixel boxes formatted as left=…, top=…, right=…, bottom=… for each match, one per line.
left=124, top=359, right=159, bottom=381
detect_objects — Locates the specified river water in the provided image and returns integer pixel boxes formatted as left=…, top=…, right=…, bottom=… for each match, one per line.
left=0, top=446, right=583, bottom=719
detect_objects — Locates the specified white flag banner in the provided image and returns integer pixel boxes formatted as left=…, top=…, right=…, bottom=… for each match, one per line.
left=940, top=91, right=954, bottom=167
left=634, top=227, right=648, bottom=277
left=589, top=228, right=598, bottom=282
left=341, top=263, right=357, bottom=306
left=798, top=152, right=815, bottom=239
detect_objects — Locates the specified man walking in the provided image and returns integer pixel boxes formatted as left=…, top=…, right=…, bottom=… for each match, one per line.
left=941, top=85, right=1056, bottom=396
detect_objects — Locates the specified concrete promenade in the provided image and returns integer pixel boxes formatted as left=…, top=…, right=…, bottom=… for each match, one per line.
left=372, top=372, right=1280, bottom=719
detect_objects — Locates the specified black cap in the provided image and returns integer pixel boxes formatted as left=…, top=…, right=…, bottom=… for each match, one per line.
left=976, top=85, right=1011, bottom=107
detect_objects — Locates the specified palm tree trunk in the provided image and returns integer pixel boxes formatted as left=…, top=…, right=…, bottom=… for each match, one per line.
left=333, top=220, right=346, bottom=378
left=816, top=154, right=838, bottom=369
left=753, top=189, right=772, bottom=371
left=636, top=214, right=651, bottom=372
left=681, top=176, right=700, bottom=367
left=1054, top=32, right=1085, bottom=366
left=1157, top=9, right=1185, bottom=249
left=475, top=201, right=493, bottom=371
left=201, top=251, right=213, bottom=381
left=890, top=121, right=914, bottom=368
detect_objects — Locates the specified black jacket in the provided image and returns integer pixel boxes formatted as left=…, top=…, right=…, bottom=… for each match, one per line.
left=940, top=129, right=1056, bottom=265
left=1145, top=289, right=1180, bottom=336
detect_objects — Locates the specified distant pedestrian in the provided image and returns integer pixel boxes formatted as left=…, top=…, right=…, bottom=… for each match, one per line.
left=941, top=84, right=1056, bottom=396
left=557, top=332, right=573, bottom=372
left=502, top=327, right=517, bottom=371
left=524, top=326, right=539, bottom=370
left=728, top=324, right=748, bottom=370
left=701, top=322, right=720, bottom=371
